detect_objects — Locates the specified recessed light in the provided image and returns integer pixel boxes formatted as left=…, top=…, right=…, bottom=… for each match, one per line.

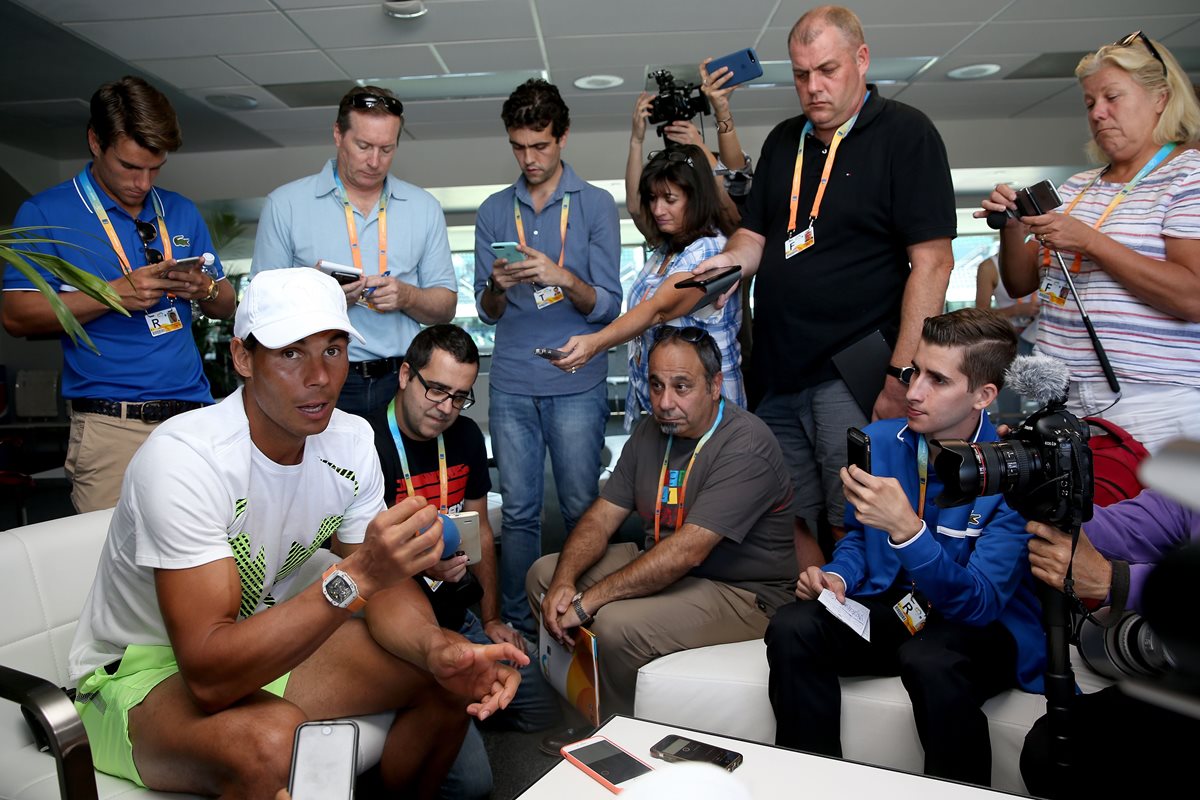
left=574, top=75, right=624, bottom=91
left=947, top=64, right=1002, bottom=80
left=206, top=93, right=258, bottom=110
left=383, top=1, right=427, bottom=19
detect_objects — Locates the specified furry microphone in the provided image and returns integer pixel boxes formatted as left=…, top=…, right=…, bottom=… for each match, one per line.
left=1005, top=354, right=1070, bottom=407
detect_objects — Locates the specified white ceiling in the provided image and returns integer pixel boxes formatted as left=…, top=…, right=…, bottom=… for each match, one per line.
left=2, top=0, right=1198, bottom=159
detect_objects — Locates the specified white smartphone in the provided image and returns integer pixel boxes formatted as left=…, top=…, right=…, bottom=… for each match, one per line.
left=561, top=735, right=653, bottom=794
left=445, top=510, right=481, bottom=564
left=315, top=259, right=363, bottom=286
left=288, top=720, right=358, bottom=800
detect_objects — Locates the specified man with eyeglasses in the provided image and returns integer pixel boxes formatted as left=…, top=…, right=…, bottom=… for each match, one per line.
left=2, top=76, right=235, bottom=513
left=367, top=323, right=559, bottom=797
left=529, top=326, right=795, bottom=716
left=253, top=85, right=457, bottom=418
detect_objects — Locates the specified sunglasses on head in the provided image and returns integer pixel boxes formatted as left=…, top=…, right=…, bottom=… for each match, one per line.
left=1113, top=30, right=1168, bottom=78
left=652, top=325, right=708, bottom=344
left=647, top=149, right=695, bottom=168
left=135, top=219, right=163, bottom=265
left=350, top=92, right=404, bottom=117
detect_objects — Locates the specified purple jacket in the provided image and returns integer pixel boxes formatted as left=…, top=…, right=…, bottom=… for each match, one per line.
left=1086, top=490, right=1200, bottom=612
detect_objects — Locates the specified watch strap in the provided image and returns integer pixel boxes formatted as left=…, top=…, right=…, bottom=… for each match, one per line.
left=322, top=563, right=367, bottom=612
left=886, top=364, right=914, bottom=384
left=486, top=276, right=506, bottom=295
left=571, top=592, right=593, bottom=626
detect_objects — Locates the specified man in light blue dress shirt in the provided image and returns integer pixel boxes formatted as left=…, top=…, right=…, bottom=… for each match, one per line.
left=253, top=86, right=458, bottom=417
left=475, top=79, right=623, bottom=636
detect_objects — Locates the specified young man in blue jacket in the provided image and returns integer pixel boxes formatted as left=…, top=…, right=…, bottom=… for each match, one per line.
left=766, top=307, right=1044, bottom=786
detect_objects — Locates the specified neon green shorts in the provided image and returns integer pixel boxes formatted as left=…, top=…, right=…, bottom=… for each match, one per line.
left=74, top=644, right=290, bottom=787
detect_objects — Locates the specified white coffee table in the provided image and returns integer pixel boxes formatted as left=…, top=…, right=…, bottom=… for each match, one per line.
left=518, top=715, right=1027, bottom=798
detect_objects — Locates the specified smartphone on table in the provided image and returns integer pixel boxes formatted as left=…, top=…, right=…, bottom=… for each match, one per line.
left=706, top=48, right=764, bottom=87
left=490, top=241, right=525, bottom=265
left=288, top=720, right=358, bottom=800
left=847, top=427, right=871, bottom=474
left=561, top=735, right=654, bottom=794
left=649, top=732, right=743, bottom=771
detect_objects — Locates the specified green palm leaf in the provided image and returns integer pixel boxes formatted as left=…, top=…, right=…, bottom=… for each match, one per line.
left=0, top=225, right=128, bottom=354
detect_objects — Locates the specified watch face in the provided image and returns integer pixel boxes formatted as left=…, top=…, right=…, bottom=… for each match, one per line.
left=325, top=574, right=356, bottom=605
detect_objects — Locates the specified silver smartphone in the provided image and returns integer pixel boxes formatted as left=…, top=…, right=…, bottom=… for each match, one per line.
left=445, top=510, right=482, bottom=564
left=288, top=720, right=357, bottom=800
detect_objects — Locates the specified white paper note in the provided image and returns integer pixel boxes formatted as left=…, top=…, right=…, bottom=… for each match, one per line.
left=818, top=588, right=871, bottom=642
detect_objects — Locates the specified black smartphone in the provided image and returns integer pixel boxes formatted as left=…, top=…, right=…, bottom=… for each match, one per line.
left=288, top=720, right=357, bottom=800
left=675, top=265, right=742, bottom=290
left=847, top=427, right=871, bottom=474
left=706, top=48, right=763, bottom=87
left=1013, top=179, right=1064, bottom=217
left=649, top=733, right=743, bottom=771
left=534, top=347, right=567, bottom=360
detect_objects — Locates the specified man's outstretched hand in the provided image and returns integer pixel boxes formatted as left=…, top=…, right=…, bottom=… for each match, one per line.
left=427, top=639, right=529, bottom=721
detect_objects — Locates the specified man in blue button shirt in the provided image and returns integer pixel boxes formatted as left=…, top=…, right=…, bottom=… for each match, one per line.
left=2, top=76, right=235, bottom=513
left=474, top=79, right=622, bottom=636
left=253, top=86, right=458, bottom=417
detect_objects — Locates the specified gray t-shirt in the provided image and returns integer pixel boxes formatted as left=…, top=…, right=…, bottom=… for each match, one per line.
left=601, top=402, right=796, bottom=612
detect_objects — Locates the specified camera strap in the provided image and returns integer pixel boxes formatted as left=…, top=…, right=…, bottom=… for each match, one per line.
left=786, top=90, right=870, bottom=242
left=1041, top=142, right=1176, bottom=274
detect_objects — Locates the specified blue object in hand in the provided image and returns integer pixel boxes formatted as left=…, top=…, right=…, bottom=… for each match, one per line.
left=438, top=513, right=461, bottom=559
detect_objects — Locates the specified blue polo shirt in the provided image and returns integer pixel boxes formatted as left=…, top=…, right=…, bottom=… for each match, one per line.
left=252, top=160, right=458, bottom=363
left=473, top=163, right=622, bottom=396
left=3, top=166, right=223, bottom=403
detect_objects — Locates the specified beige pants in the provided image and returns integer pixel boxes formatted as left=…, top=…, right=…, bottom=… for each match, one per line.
left=65, top=409, right=160, bottom=513
left=526, top=542, right=768, bottom=716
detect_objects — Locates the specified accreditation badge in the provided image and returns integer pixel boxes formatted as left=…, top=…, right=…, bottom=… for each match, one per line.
left=533, top=285, right=565, bottom=309
left=1038, top=273, right=1069, bottom=307
left=784, top=224, right=815, bottom=259
left=893, top=591, right=928, bottom=635
left=145, top=307, right=184, bottom=337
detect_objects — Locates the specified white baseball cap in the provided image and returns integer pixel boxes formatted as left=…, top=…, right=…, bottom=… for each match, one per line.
left=234, top=268, right=364, bottom=349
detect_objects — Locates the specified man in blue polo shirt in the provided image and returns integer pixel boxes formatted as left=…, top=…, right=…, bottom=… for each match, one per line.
left=2, top=76, right=234, bottom=513
left=253, top=85, right=458, bottom=417
left=474, top=79, right=622, bottom=637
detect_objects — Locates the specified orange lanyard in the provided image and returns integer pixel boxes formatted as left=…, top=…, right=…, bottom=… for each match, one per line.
left=77, top=167, right=173, bottom=274
left=786, top=91, right=869, bottom=236
left=653, top=399, right=725, bottom=543
left=1041, top=142, right=1175, bottom=273
left=514, top=193, right=570, bottom=267
left=386, top=398, right=448, bottom=513
left=332, top=161, right=388, bottom=275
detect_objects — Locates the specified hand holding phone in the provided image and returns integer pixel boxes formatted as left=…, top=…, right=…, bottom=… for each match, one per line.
left=704, top=48, right=763, bottom=88
left=649, top=733, right=743, bottom=771
left=534, top=347, right=567, bottom=361
left=288, top=721, right=357, bottom=800
left=675, top=265, right=742, bottom=315
left=316, top=260, right=364, bottom=286
left=490, top=241, right=525, bottom=266
left=561, top=736, right=653, bottom=794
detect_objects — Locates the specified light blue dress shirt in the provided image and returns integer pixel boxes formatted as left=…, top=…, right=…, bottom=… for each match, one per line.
left=252, top=159, right=457, bottom=362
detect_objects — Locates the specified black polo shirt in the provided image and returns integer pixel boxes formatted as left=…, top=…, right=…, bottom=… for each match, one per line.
left=740, top=87, right=956, bottom=393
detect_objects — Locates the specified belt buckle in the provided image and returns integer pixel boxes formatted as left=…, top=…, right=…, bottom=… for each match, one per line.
left=136, top=400, right=165, bottom=422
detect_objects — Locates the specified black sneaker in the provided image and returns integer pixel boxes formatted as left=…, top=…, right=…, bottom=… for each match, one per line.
left=538, top=725, right=596, bottom=757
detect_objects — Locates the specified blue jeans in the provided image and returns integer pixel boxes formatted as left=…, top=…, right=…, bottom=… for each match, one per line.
left=490, top=382, right=608, bottom=636
left=336, top=368, right=398, bottom=418
left=439, top=723, right=491, bottom=800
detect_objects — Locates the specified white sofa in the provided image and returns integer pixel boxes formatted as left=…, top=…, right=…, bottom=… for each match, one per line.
left=635, top=637, right=1112, bottom=795
left=0, top=510, right=393, bottom=800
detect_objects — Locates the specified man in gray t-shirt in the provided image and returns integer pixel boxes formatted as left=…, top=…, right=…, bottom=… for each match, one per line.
left=527, top=327, right=795, bottom=714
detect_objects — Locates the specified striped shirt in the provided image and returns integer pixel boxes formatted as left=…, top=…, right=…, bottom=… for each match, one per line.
left=625, top=234, right=745, bottom=431
left=1037, top=149, right=1200, bottom=386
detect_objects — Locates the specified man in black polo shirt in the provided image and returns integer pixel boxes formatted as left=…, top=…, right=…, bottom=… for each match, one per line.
left=695, top=5, right=955, bottom=568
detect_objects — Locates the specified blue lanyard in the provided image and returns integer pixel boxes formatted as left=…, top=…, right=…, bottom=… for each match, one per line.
left=386, top=397, right=447, bottom=513
left=76, top=166, right=171, bottom=273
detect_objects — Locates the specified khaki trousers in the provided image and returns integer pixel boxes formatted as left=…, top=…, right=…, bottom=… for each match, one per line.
left=526, top=542, right=767, bottom=716
left=65, top=409, right=160, bottom=513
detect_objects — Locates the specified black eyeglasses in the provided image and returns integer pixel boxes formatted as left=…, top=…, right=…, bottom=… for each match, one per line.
left=350, top=92, right=404, bottom=117
left=647, top=149, right=695, bottom=168
left=411, top=367, right=475, bottom=410
left=1113, top=31, right=1168, bottom=78
left=653, top=325, right=708, bottom=344
left=135, top=219, right=163, bottom=265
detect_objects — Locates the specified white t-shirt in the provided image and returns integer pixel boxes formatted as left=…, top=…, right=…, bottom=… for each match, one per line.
left=68, top=387, right=385, bottom=681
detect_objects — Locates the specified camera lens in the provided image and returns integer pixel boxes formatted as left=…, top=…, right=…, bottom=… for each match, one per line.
left=1078, top=610, right=1173, bottom=680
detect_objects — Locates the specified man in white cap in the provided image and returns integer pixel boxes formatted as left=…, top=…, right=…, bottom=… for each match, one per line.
left=67, top=268, right=527, bottom=798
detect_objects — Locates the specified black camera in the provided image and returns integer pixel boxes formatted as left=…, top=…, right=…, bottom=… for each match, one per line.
left=1077, top=608, right=1173, bottom=680
left=932, top=399, right=1094, bottom=531
left=985, top=179, right=1065, bottom=230
left=646, top=69, right=711, bottom=137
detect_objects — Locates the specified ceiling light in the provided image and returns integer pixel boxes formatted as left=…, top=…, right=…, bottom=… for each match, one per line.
left=947, top=64, right=1002, bottom=80
left=574, top=75, right=624, bottom=91
left=205, top=93, right=258, bottom=110
left=383, top=1, right=428, bottom=19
